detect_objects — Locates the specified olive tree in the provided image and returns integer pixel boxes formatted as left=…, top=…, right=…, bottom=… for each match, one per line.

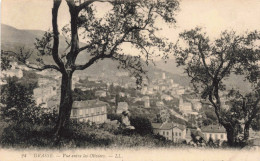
left=174, top=27, right=260, bottom=146
left=8, top=0, right=179, bottom=139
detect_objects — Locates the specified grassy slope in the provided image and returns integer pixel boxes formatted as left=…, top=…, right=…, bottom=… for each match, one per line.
left=0, top=120, right=179, bottom=149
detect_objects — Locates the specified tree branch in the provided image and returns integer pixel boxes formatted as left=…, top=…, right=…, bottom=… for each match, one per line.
left=75, top=26, right=131, bottom=71
left=5, top=50, right=61, bottom=72
left=23, top=64, right=61, bottom=72
left=52, top=0, right=65, bottom=72
left=74, top=54, right=112, bottom=70
left=198, top=39, right=213, bottom=79
left=214, top=49, right=226, bottom=80
left=78, top=41, right=100, bottom=52
left=77, top=0, right=115, bottom=12
left=123, top=40, right=150, bottom=60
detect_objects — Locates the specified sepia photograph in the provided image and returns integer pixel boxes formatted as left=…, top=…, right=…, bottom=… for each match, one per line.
left=0, top=0, right=260, bottom=161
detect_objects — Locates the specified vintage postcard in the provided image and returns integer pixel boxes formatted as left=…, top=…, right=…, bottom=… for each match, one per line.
left=1, top=0, right=260, bottom=161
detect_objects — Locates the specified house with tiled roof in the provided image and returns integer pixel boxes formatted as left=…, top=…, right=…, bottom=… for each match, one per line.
left=201, top=125, right=227, bottom=142
left=152, top=122, right=186, bottom=143
left=71, top=100, right=108, bottom=124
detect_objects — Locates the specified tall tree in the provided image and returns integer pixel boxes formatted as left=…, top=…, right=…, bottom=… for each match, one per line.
left=227, top=88, right=260, bottom=142
left=6, top=0, right=179, bottom=139
left=174, top=28, right=260, bottom=146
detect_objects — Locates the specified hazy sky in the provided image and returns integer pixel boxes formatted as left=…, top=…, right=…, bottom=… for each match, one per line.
left=1, top=0, right=260, bottom=40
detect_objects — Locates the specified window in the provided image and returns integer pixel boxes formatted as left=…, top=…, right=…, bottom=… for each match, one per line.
left=79, top=109, right=83, bottom=116
left=85, top=109, right=89, bottom=116
left=175, top=132, right=178, bottom=136
left=163, top=131, right=165, bottom=135
left=221, top=134, right=223, bottom=139
left=210, top=134, right=212, bottom=138
left=91, top=108, right=94, bottom=114
left=215, top=134, right=218, bottom=140
left=72, top=109, right=77, bottom=117
left=179, top=132, right=181, bottom=136
left=166, top=132, right=169, bottom=135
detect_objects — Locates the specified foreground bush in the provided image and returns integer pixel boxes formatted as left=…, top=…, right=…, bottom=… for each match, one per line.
left=0, top=120, right=175, bottom=149
left=130, top=115, right=153, bottom=136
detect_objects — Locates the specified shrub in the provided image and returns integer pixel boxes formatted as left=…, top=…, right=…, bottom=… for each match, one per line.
left=38, top=110, right=58, bottom=125
left=130, top=115, right=153, bottom=136
left=0, top=121, right=53, bottom=147
left=107, top=113, right=121, bottom=122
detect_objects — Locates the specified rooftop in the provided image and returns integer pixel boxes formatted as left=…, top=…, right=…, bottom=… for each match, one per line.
left=151, top=123, right=161, bottom=129
left=72, top=100, right=108, bottom=109
left=201, top=125, right=226, bottom=133
left=151, top=122, right=186, bottom=131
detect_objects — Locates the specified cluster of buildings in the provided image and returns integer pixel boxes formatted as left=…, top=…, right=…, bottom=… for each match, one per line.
left=133, top=72, right=203, bottom=122
left=152, top=123, right=228, bottom=144
left=3, top=60, right=260, bottom=146
left=33, top=77, right=60, bottom=111
left=0, top=62, right=27, bottom=85
left=32, top=71, right=83, bottom=112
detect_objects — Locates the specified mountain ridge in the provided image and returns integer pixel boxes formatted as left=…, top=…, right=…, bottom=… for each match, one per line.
left=1, top=24, right=252, bottom=92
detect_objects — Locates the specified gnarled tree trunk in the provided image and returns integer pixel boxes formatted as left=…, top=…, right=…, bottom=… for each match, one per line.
left=225, top=126, right=236, bottom=146
left=243, top=122, right=250, bottom=141
left=54, top=71, right=73, bottom=138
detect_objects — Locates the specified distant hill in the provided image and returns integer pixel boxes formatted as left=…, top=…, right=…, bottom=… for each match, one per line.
left=155, top=58, right=252, bottom=93
left=1, top=24, right=85, bottom=65
left=155, top=59, right=185, bottom=75
left=1, top=24, right=252, bottom=92
left=1, top=24, right=69, bottom=50
left=2, top=24, right=190, bottom=85
left=1, top=24, right=40, bottom=45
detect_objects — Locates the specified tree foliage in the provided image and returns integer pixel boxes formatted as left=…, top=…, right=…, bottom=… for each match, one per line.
left=16, top=0, right=179, bottom=86
left=174, top=27, right=260, bottom=146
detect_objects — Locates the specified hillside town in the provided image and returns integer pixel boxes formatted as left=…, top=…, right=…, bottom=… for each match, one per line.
left=2, top=60, right=260, bottom=147
left=1, top=3, right=260, bottom=161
